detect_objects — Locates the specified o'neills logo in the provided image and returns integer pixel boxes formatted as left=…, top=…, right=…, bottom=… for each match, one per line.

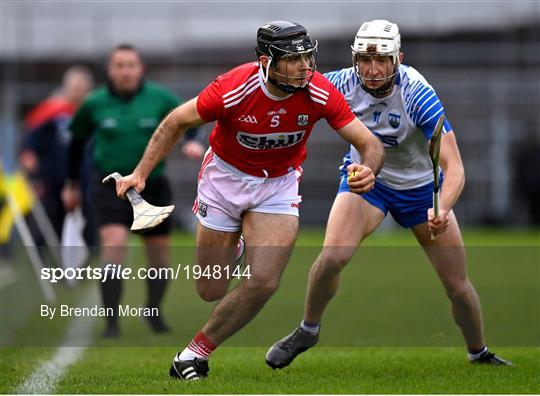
left=236, top=131, right=306, bottom=150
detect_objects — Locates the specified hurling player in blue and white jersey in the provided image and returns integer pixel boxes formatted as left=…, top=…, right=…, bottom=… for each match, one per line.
left=266, top=20, right=511, bottom=368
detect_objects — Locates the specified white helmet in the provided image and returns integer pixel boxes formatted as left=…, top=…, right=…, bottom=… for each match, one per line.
left=351, top=20, right=401, bottom=96
left=351, top=19, right=401, bottom=63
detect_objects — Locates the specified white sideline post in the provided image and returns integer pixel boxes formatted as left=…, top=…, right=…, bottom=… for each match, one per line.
left=29, top=194, right=62, bottom=267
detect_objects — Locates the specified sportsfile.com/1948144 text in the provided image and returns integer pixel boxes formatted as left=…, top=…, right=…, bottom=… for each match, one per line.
left=40, top=263, right=251, bottom=283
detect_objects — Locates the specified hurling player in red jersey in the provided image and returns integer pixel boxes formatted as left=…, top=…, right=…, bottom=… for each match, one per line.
left=115, top=20, right=384, bottom=380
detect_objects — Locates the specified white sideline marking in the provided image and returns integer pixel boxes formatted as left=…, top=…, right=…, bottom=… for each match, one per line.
left=15, top=287, right=98, bottom=394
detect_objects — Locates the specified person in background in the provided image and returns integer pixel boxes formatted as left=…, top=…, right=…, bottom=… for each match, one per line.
left=20, top=66, right=95, bottom=244
left=62, top=44, right=205, bottom=337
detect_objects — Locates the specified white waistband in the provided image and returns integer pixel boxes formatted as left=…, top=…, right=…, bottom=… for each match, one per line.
left=212, top=152, right=285, bottom=186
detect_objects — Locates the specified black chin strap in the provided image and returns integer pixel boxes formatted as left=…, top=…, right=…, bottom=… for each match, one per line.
left=362, top=79, right=395, bottom=98
left=268, top=76, right=304, bottom=94
left=361, top=65, right=398, bottom=98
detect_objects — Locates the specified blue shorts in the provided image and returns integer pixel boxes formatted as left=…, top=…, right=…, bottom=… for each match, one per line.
left=338, top=156, right=442, bottom=228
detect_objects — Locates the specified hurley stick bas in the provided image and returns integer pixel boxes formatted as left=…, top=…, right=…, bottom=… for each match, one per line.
left=102, top=172, right=175, bottom=233
left=429, top=115, right=445, bottom=241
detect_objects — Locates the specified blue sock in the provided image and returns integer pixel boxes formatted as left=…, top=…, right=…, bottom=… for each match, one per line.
left=300, top=320, right=320, bottom=335
left=468, top=346, right=488, bottom=360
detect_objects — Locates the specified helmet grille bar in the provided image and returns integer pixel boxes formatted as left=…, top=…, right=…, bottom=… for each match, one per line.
left=267, top=24, right=282, bottom=32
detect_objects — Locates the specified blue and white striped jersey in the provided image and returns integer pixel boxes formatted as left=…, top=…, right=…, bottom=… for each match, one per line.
left=325, top=64, right=453, bottom=190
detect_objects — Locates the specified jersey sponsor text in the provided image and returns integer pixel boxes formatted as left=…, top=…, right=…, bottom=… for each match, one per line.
left=237, top=130, right=306, bottom=150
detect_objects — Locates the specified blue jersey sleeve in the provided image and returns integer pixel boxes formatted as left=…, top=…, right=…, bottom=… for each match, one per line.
left=404, top=80, right=453, bottom=140
left=323, top=68, right=359, bottom=96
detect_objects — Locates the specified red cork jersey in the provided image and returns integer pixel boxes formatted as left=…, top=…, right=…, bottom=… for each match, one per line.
left=197, top=62, right=355, bottom=177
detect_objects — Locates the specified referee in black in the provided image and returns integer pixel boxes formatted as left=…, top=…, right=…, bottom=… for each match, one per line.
left=62, top=44, right=204, bottom=337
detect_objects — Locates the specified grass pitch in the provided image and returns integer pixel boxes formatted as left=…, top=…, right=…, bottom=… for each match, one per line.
left=1, top=228, right=539, bottom=394
left=3, top=346, right=539, bottom=394
left=56, top=347, right=540, bottom=394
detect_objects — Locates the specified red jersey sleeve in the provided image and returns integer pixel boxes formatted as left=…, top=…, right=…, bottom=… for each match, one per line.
left=322, top=82, right=356, bottom=131
left=196, top=78, right=224, bottom=122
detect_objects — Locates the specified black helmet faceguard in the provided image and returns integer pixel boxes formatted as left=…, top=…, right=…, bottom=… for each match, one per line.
left=256, top=20, right=318, bottom=93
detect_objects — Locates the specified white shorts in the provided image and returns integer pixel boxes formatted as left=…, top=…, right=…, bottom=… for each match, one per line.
left=192, top=149, right=302, bottom=232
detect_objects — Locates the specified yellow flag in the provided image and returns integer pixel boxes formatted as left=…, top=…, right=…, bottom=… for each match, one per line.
left=0, top=170, right=35, bottom=243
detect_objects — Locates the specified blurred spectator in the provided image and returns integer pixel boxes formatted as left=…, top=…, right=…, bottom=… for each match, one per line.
left=62, top=44, right=205, bottom=337
left=19, top=66, right=95, bottom=243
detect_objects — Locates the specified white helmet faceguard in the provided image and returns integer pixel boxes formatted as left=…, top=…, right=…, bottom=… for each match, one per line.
left=351, top=20, right=401, bottom=97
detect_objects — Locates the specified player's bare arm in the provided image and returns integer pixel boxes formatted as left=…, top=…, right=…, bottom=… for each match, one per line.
left=116, top=98, right=206, bottom=197
left=428, top=131, right=465, bottom=234
left=336, top=118, right=384, bottom=193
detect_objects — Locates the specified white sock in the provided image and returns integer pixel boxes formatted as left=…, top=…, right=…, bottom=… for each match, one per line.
left=300, top=319, right=320, bottom=335
left=178, top=336, right=214, bottom=361
left=179, top=348, right=201, bottom=361
left=468, top=346, right=488, bottom=361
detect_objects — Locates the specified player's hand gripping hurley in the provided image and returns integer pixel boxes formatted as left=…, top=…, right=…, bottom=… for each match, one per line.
left=429, top=115, right=445, bottom=240
left=102, top=172, right=175, bottom=233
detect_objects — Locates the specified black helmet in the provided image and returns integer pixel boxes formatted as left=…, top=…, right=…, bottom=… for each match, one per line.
left=255, top=21, right=318, bottom=93
left=256, top=21, right=316, bottom=67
